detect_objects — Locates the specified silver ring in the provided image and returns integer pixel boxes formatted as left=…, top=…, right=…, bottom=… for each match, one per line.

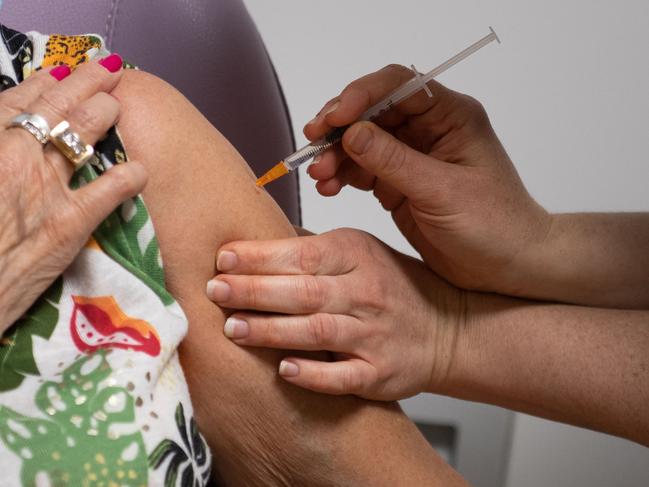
left=9, top=113, right=51, bottom=145
left=49, top=120, right=96, bottom=171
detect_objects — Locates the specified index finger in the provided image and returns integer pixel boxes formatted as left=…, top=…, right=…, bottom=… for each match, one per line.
left=305, top=64, right=451, bottom=140
left=26, top=54, right=124, bottom=132
left=215, top=232, right=357, bottom=276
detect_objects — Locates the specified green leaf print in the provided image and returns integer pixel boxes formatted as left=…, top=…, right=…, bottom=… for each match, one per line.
left=0, top=277, right=62, bottom=392
left=0, top=351, right=148, bottom=486
left=72, top=132, right=174, bottom=306
left=149, top=402, right=211, bottom=486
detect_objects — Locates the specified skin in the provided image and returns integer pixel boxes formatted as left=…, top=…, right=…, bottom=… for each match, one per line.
left=210, top=65, right=649, bottom=446
left=111, top=69, right=467, bottom=486
left=0, top=60, right=147, bottom=333
left=212, top=228, right=462, bottom=401
left=305, top=64, right=649, bottom=309
left=213, top=228, right=649, bottom=447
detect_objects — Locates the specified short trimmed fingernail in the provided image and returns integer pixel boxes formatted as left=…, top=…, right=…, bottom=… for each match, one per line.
left=306, top=155, right=321, bottom=176
left=224, top=317, right=249, bottom=339
left=348, top=125, right=373, bottom=154
left=323, top=101, right=340, bottom=116
left=206, top=279, right=231, bottom=302
left=216, top=250, right=238, bottom=272
left=306, top=115, right=319, bottom=126
left=99, top=53, right=123, bottom=73
left=279, top=360, right=299, bottom=377
left=50, top=65, right=71, bottom=81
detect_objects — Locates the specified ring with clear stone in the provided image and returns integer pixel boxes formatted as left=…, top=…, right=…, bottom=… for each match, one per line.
left=8, top=113, right=51, bottom=145
left=48, top=120, right=97, bottom=171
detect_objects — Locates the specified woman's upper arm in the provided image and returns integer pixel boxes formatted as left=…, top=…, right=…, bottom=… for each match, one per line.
left=112, top=69, right=464, bottom=486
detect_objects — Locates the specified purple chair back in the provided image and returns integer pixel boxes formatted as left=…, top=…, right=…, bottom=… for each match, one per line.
left=1, top=0, right=301, bottom=224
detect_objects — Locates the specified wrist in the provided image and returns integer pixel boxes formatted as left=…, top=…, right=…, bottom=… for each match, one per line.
left=495, top=209, right=557, bottom=298
left=433, top=289, right=509, bottom=399
left=425, top=281, right=470, bottom=395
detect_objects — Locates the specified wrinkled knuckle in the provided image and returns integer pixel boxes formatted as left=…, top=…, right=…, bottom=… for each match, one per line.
left=377, top=137, right=407, bottom=178
left=382, top=63, right=410, bottom=76
left=462, top=94, right=489, bottom=125
left=246, top=279, right=264, bottom=307
left=360, top=276, right=389, bottom=312
left=72, top=103, right=106, bottom=136
left=108, top=166, right=137, bottom=198
left=39, top=89, right=74, bottom=120
left=298, top=276, right=326, bottom=312
left=297, top=241, right=323, bottom=274
left=337, top=227, right=362, bottom=243
left=342, top=80, right=369, bottom=103
left=308, top=314, right=337, bottom=347
left=0, top=88, right=28, bottom=114
left=340, top=368, right=361, bottom=394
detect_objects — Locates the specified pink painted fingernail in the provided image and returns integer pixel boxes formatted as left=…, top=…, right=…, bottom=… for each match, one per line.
left=279, top=360, right=299, bottom=377
left=206, top=279, right=231, bottom=302
left=216, top=251, right=238, bottom=272
left=224, top=317, right=249, bottom=339
left=49, top=65, right=71, bottom=81
left=99, top=53, right=123, bottom=73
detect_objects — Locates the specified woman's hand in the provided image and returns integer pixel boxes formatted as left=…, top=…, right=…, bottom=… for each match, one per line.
left=0, top=57, right=148, bottom=332
left=208, top=228, right=465, bottom=400
left=305, top=64, right=550, bottom=295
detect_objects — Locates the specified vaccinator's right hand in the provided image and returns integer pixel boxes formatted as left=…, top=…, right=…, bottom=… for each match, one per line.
left=304, top=64, right=550, bottom=294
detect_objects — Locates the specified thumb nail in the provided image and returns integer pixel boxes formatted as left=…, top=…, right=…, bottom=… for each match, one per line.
left=347, top=125, right=373, bottom=155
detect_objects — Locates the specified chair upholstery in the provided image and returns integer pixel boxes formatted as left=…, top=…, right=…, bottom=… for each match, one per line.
left=1, top=0, right=301, bottom=224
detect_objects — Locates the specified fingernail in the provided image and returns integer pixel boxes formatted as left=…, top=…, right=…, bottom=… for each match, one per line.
left=306, top=115, right=319, bottom=126
left=206, top=279, right=231, bottom=302
left=306, top=155, right=321, bottom=176
left=216, top=250, right=238, bottom=272
left=323, top=101, right=340, bottom=117
left=49, top=65, right=71, bottom=81
left=224, top=317, right=249, bottom=339
left=279, top=360, right=299, bottom=377
left=348, top=125, right=373, bottom=155
left=99, top=53, right=123, bottom=73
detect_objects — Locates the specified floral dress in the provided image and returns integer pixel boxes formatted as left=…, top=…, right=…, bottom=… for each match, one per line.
left=0, top=25, right=212, bottom=487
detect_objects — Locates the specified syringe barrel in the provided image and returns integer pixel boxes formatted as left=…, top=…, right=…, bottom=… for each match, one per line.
left=283, top=27, right=499, bottom=173
left=284, top=125, right=349, bottom=170
left=362, top=28, right=499, bottom=121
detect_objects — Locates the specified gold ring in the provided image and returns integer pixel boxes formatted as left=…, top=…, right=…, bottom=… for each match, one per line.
left=49, top=120, right=96, bottom=171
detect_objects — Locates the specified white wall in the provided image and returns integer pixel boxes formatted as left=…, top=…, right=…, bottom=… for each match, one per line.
left=243, top=1, right=649, bottom=485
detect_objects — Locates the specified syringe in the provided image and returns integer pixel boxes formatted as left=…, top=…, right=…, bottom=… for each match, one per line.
left=256, top=27, right=500, bottom=187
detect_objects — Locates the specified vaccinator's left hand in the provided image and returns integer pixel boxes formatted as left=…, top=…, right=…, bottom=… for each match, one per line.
left=207, top=228, right=464, bottom=401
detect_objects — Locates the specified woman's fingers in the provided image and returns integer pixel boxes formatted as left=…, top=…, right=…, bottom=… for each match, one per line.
left=26, top=55, right=122, bottom=128
left=278, top=357, right=378, bottom=396
left=207, top=274, right=351, bottom=315
left=44, top=91, right=120, bottom=178
left=223, top=312, right=366, bottom=352
left=0, top=66, right=65, bottom=121
left=216, top=231, right=357, bottom=276
left=68, top=160, right=148, bottom=233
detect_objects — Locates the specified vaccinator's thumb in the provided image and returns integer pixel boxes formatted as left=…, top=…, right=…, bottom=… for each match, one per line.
left=342, top=121, right=442, bottom=197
